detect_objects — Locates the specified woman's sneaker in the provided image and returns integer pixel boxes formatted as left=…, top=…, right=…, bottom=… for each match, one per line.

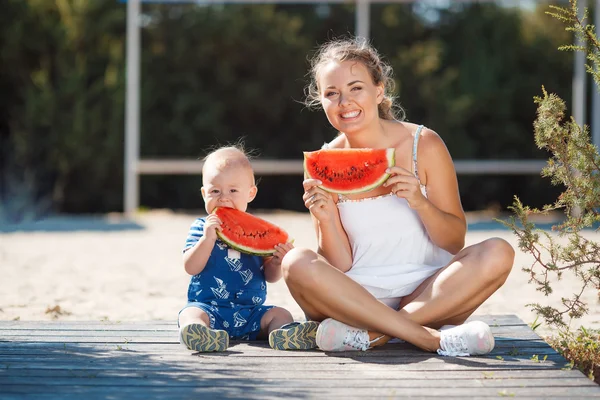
left=316, top=318, right=382, bottom=352
left=437, top=321, right=495, bottom=356
left=179, top=323, right=229, bottom=352
left=269, top=321, right=319, bottom=350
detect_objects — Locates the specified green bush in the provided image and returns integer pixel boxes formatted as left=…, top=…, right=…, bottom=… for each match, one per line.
left=547, top=328, right=600, bottom=384
left=502, top=0, right=600, bottom=383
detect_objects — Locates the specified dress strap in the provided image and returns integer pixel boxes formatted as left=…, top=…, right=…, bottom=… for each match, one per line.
left=337, top=193, right=348, bottom=203
left=412, top=125, right=424, bottom=183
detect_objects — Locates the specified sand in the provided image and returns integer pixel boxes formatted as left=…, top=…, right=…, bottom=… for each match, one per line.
left=1, top=210, right=598, bottom=336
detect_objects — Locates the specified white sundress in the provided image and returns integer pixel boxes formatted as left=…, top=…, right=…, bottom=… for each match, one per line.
left=325, top=125, right=453, bottom=308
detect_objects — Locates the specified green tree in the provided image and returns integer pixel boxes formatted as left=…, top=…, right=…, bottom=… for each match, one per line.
left=1, top=0, right=126, bottom=219
left=371, top=2, right=574, bottom=212
left=503, top=0, right=600, bottom=382
left=0, top=1, right=582, bottom=216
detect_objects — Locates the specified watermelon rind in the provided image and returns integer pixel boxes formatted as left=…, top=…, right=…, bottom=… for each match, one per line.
left=214, top=208, right=291, bottom=256
left=216, top=230, right=275, bottom=256
left=303, top=148, right=395, bottom=195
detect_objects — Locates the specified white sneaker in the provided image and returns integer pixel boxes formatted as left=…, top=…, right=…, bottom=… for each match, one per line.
left=316, top=318, right=381, bottom=352
left=437, top=321, right=495, bottom=357
left=439, top=325, right=456, bottom=331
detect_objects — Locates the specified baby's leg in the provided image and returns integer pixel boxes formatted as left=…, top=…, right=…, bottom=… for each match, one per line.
left=178, top=306, right=229, bottom=352
left=179, top=306, right=211, bottom=328
left=257, top=307, right=293, bottom=339
left=260, top=307, right=320, bottom=351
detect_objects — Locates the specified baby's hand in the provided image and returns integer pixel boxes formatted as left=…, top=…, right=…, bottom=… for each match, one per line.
left=272, top=242, right=294, bottom=263
left=203, top=214, right=222, bottom=242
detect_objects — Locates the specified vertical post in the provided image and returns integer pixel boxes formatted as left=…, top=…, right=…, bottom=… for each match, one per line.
left=356, top=0, right=370, bottom=40
left=572, top=0, right=588, bottom=218
left=573, top=0, right=588, bottom=128
left=125, top=0, right=141, bottom=217
left=592, top=0, right=600, bottom=150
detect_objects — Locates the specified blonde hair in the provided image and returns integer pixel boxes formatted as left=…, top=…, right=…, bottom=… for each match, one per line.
left=202, top=145, right=255, bottom=184
left=305, top=37, right=404, bottom=121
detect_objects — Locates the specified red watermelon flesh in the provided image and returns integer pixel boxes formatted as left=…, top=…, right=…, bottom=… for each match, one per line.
left=303, top=148, right=395, bottom=194
left=214, top=207, right=290, bottom=256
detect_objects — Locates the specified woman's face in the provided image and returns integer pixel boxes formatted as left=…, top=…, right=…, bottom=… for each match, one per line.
left=318, top=60, right=384, bottom=134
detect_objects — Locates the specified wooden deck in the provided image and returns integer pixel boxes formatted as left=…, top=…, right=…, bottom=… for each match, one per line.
left=0, top=315, right=598, bottom=399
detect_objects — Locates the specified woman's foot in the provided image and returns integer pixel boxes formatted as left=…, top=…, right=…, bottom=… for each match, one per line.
left=179, top=323, right=229, bottom=352
left=269, top=321, right=320, bottom=350
left=316, top=318, right=383, bottom=352
left=437, top=321, right=495, bottom=356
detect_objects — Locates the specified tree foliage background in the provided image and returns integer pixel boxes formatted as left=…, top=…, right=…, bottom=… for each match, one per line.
left=0, top=0, right=577, bottom=219
left=503, top=0, right=599, bottom=382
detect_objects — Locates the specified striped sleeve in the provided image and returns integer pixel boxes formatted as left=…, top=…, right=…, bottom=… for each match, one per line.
left=183, top=218, right=205, bottom=253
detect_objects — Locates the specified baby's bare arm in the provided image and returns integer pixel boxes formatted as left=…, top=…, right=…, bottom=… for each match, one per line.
left=183, top=215, right=221, bottom=275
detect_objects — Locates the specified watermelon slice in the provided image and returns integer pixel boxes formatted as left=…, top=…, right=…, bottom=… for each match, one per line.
left=214, top=207, right=290, bottom=256
left=303, top=148, right=395, bottom=194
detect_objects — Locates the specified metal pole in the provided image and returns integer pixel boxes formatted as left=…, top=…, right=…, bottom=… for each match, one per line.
left=125, top=0, right=141, bottom=217
left=356, top=0, right=370, bottom=40
left=592, top=0, right=600, bottom=150
left=573, top=0, right=588, bottom=127
left=571, top=0, right=588, bottom=218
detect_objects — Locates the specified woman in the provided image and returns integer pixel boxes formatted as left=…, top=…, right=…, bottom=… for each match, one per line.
left=281, top=37, right=515, bottom=356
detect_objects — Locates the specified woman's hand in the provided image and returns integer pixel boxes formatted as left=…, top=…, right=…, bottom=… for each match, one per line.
left=203, top=214, right=222, bottom=242
left=383, top=166, right=428, bottom=210
left=302, top=179, right=337, bottom=222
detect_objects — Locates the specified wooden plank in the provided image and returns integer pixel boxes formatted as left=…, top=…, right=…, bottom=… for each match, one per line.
left=1, top=384, right=599, bottom=398
left=0, top=368, right=590, bottom=381
left=0, top=325, right=542, bottom=342
left=0, top=345, right=560, bottom=361
left=0, top=322, right=177, bottom=331
left=0, top=354, right=571, bottom=371
left=0, top=315, right=527, bottom=330
left=0, top=338, right=553, bottom=352
left=0, top=340, right=560, bottom=358
left=0, top=330, right=176, bottom=337
left=0, top=345, right=556, bottom=359
left=0, top=375, right=596, bottom=389
left=1, top=317, right=597, bottom=399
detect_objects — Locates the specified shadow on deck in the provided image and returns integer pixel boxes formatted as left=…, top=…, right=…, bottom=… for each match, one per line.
left=0, top=315, right=598, bottom=399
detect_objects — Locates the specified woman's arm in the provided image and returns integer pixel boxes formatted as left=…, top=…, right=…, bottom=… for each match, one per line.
left=413, top=130, right=466, bottom=254
left=303, top=180, right=353, bottom=272
left=313, top=212, right=353, bottom=272
left=384, top=129, right=466, bottom=254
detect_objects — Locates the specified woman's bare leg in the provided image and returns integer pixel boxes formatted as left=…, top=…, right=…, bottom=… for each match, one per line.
left=365, top=237, right=514, bottom=343
left=281, top=248, right=440, bottom=352
left=397, top=238, right=515, bottom=328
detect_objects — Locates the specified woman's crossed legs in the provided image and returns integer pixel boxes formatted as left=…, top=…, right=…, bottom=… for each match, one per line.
left=281, top=238, right=515, bottom=352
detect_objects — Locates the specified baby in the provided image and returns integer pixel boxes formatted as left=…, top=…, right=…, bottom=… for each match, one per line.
left=178, top=146, right=318, bottom=351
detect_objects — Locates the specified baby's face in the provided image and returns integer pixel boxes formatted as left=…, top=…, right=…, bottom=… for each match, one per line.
left=201, top=165, right=257, bottom=214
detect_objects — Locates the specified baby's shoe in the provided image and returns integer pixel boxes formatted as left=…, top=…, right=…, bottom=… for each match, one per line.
left=316, top=318, right=383, bottom=352
left=179, top=323, right=229, bottom=352
left=269, top=321, right=319, bottom=350
left=437, top=320, right=495, bottom=357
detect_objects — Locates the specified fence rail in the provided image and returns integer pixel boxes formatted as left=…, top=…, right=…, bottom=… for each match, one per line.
left=137, top=159, right=548, bottom=175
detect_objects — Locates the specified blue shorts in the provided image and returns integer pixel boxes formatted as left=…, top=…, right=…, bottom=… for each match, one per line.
left=179, top=302, right=275, bottom=340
